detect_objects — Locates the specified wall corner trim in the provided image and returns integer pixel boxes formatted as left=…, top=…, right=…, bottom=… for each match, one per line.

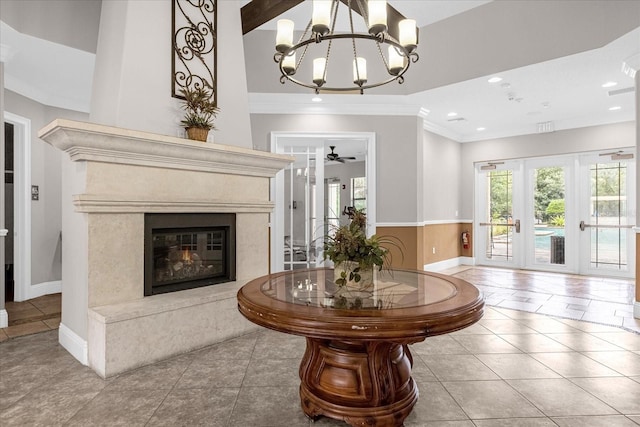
left=59, top=323, right=88, bottom=366
left=0, top=309, right=7, bottom=328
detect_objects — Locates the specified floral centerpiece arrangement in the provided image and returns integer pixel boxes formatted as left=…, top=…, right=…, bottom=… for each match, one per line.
left=323, top=208, right=402, bottom=308
left=179, top=86, right=220, bottom=142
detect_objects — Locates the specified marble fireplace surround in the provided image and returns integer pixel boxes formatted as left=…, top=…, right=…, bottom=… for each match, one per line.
left=39, top=119, right=293, bottom=378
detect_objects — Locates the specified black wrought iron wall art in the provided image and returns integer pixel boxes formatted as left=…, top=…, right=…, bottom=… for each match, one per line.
left=172, top=0, right=217, bottom=104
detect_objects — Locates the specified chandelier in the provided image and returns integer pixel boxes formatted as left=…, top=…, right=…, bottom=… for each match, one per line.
left=274, top=0, right=419, bottom=94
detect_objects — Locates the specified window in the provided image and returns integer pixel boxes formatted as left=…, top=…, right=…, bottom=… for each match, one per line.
left=351, top=177, right=366, bottom=211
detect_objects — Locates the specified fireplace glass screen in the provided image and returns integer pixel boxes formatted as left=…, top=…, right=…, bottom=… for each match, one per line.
left=144, top=213, right=236, bottom=295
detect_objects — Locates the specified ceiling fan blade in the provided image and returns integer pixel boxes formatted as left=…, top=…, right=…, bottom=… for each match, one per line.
left=336, top=158, right=345, bottom=163
left=342, top=156, right=356, bottom=160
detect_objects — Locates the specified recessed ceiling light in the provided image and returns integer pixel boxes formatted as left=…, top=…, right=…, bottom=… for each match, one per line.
left=312, top=96, right=322, bottom=102
left=447, top=112, right=458, bottom=117
left=602, top=81, right=618, bottom=88
left=477, top=127, right=486, bottom=131
left=488, top=77, right=502, bottom=83
left=609, top=106, right=621, bottom=111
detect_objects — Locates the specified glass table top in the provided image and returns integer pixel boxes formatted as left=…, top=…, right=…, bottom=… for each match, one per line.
left=259, top=268, right=458, bottom=310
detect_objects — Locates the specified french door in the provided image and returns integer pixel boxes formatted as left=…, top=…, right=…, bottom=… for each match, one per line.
left=578, top=153, right=635, bottom=277
left=274, top=143, right=325, bottom=272
left=475, top=152, right=635, bottom=277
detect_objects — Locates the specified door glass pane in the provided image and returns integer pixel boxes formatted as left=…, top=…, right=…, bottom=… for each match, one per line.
left=533, top=166, right=565, bottom=265
left=283, top=148, right=318, bottom=271
left=589, top=162, right=628, bottom=271
left=326, top=179, right=340, bottom=233
left=486, top=169, right=513, bottom=261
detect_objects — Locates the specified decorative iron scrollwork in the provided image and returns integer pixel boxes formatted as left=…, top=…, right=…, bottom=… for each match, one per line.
left=172, top=0, right=217, bottom=104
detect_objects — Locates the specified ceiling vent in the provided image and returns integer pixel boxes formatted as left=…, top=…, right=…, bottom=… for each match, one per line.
left=447, top=117, right=466, bottom=122
left=608, top=87, right=635, bottom=96
left=537, top=121, right=554, bottom=133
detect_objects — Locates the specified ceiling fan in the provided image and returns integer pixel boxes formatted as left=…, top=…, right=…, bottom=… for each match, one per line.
left=326, top=146, right=356, bottom=163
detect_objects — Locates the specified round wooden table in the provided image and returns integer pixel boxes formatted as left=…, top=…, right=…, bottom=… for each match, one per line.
left=237, top=268, right=484, bottom=427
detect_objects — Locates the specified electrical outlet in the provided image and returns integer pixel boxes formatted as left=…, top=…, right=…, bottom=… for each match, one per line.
left=432, top=247, right=436, bottom=254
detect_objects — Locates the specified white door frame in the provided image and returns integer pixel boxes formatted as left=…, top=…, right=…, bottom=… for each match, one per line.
left=270, top=131, right=376, bottom=273
left=474, top=159, right=524, bottom=269
left=4, top=112, right=31, bottom=302
left=578, top=152, right=636, bottom=278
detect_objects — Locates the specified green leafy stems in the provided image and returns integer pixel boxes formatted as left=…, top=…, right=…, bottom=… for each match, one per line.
left=179, top=86, right=220, bottom=130
left=323, top=207, right=404, bottom=283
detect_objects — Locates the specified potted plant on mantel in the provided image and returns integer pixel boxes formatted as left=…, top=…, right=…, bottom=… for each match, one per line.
left=179, top=86, right=220, bottom=142
left=323, top=208, right=403, bottom=308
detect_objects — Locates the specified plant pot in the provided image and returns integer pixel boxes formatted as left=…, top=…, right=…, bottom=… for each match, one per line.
left=334, top=261, right=374, bottom=292
left=186, top=127, right=209, bottom=142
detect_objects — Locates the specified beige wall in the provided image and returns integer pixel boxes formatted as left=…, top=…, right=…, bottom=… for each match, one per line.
left=251, top=114, right=422, bottom=224
left=5, top=90, right=88, bottom=287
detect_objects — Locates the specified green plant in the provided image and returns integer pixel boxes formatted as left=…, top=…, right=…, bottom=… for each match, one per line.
left=549, top=215, right=565, bottom=227
left=179, top=86, right=220, bottom=130
left=323, top=208, right=401, bottom=286
left=545, top=199, right=565, bottom=218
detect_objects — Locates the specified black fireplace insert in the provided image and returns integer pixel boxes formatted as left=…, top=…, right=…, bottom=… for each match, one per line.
left=144, top=213, right=236, bottom=296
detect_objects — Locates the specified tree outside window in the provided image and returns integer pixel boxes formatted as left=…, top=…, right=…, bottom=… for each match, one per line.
left=351, top=177, right=366, bottom=211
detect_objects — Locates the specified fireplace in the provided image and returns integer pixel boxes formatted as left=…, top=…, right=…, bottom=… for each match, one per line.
left=144, top=213, right=236, bottom=296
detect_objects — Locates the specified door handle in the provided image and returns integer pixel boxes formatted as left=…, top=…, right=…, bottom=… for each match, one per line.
left=579, top=220, right=634, bottom=231
left=479, top=219, right=520, bottom=233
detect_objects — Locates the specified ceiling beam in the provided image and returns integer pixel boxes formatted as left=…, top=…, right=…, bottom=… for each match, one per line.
left=241, top=0, right=304, bottom=35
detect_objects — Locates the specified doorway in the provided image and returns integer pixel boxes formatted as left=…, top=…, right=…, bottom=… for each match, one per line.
left=270, top=132, right=376, bottom=273
left=4, top=122, right=14, bottom=302
left=475, top=151, right=635, bottom=278
left=4, top=112, right=31, bottom=302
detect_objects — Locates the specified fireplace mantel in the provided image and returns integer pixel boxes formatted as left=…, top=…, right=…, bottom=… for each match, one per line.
left=39, top=119, right=293, bottom=378
left=39, top=119, right=292, bottom=177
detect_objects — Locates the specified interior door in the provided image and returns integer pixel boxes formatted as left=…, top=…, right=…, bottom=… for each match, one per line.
left=475, top=161, right=524, bottom=268
left=579, top=153, right=636, bottom=277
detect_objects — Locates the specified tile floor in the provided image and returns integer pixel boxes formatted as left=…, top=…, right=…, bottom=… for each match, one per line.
left=1, top=267, right=639, bottom=426
left=0, top=293, right=62, bottom=342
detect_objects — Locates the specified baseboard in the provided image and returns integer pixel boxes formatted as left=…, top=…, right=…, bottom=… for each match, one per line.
left=423, top=256, right=474, bottom=272
left=58, top=322, right=88, bottom=366
left=27, top=280, right=62, bottom=300
left=0, top=309, right=7, bottom=328
left=634, top=301, right=640, bottom=319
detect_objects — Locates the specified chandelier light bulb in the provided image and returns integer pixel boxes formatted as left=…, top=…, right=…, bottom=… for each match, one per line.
left=388, top=46, right=404, bottom=75
left=399, top=19, right=417, bottom=52
left=313, top=58, right=327, bottom=87
left=312, top=0, right=331, bottom=36
left=276, top=19, right=294, bottom=53
left=367, top=0, right=387, bottom=36
left=353, top=57, right=367, bottom=85
left=282, top=52, right=296, bottom=75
